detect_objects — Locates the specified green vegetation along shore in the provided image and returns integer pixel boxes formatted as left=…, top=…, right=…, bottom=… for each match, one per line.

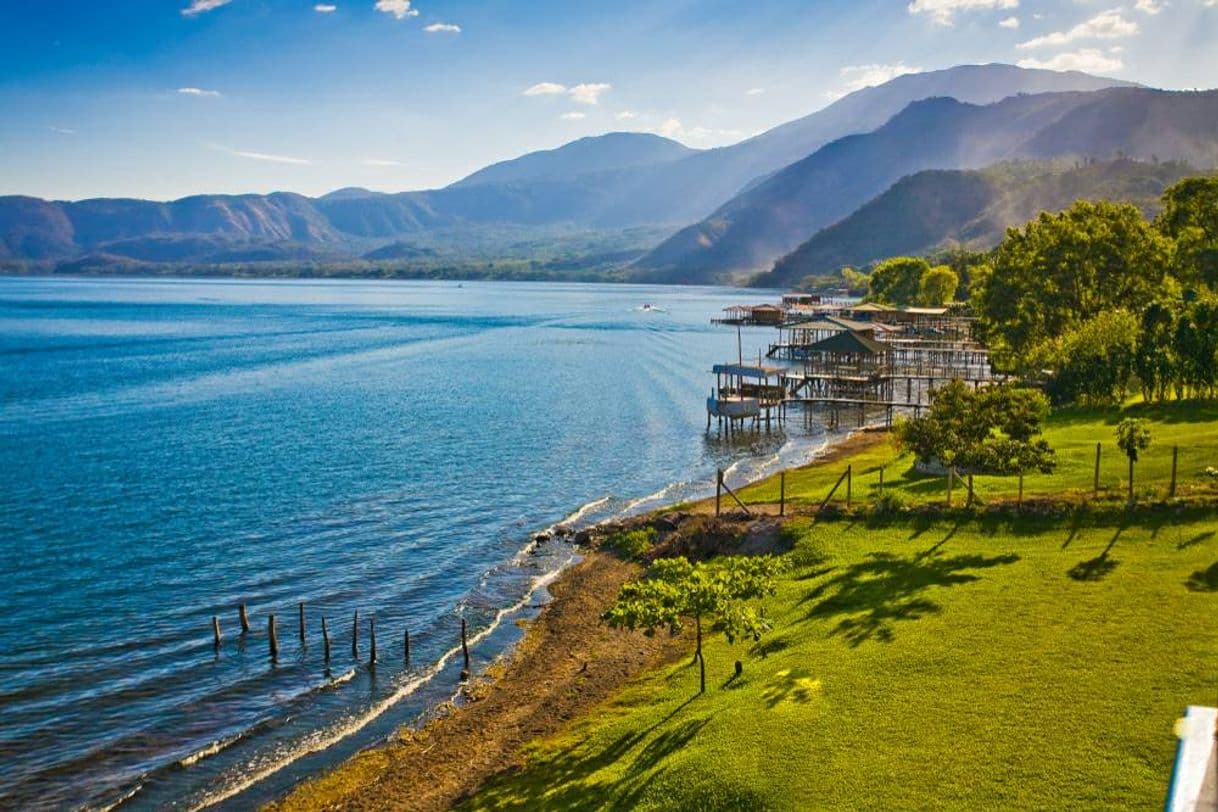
left=276, top=402, right=1218, bottom=810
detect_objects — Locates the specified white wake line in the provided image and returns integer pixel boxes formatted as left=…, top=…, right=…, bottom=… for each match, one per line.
left=187, top=555, right=574, bottom=811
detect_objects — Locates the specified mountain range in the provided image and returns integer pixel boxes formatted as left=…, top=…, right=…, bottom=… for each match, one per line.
left=2, top=63, right=1215, bottom=283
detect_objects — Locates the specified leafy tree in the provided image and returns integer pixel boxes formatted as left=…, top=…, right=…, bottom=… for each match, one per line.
left=918, top=265, right=959, bottom=306
left=1034, top=310, right=1139, bottom=406
left=1156, top=177, right=1218, bottom=289
left=895, top=380, right=1056, bottom=475
left=1134, top=298, right=1181, bottom=403
left=1115, top=418, right=1152, bottom=504
left=973, top=200, right=1173, bottom=370
left=603, top=555, right=784, bottom=694
left=839, top=266, right=871, bottom=296
left=1174, top=294, right=1218, bottom=399
left=867, top=256, right=930, bottom=305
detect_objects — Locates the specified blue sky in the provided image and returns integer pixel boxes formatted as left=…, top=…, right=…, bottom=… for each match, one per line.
left=0, top=0, right=1214, bottom=201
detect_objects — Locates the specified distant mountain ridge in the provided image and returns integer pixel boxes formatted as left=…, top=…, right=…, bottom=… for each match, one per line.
left=0, top=65, right=1178, bottom=271
left=634, top=87, right=1218, bottom=282
left=764, top=158, right=1199, bottom=287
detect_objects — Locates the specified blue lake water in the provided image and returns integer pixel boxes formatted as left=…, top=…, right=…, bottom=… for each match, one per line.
left=0, top=277, right=829, bottom=809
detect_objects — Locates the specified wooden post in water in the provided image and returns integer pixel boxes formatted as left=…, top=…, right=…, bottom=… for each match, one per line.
left=369, top=616, right=377, bottom=665
left=268, top=615, right=279, bottom=661
left=239, top=603, right=250, bottom=634
left=322, top=617, right=331, bottom=662
left=212, top=616, right=222, bottom=649
left=1093, top=442, right=1101, bottom=498
left=404, top=629, right=410, bottom=665
left=298, top=602, right=306, bottom=644
left=460, top=618, right=471, bottom=681
left=715, top=469, right=723, bottom=517
left=779, top=472, right=785, bottom=517
left=352, top=610, right=359, bottom=658
left=1170, top=446, right=1178, bottom=499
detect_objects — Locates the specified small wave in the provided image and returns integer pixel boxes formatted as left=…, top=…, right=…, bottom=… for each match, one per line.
left=554, top=496, right=612, bottom=529
left=93, top=782, right=144, bottom=812
left=186, top=552, right=575, bottom=811
left=327, top=668, right=358, bottom=687
left=178, top=733, right=245, bottom=769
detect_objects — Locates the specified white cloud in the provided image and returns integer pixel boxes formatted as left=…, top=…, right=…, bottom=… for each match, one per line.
left=49, top=126, right=76, bottom=135
left=907, top=0, right=1018, bottom=26
left=523, top=82, right=567, bottom=96
left=314, top=3, right=337, bottom=11
left=1017, top=10, right=1138, bottom=49
left=826, top=62, right=923, bottom=99
left=374, top=0, right=418, bottom=20
left=363, top=158, right=404, bottom=166
left=1134, top=0, right=1164, bottom=12
left=616, top=110, right=639, bottom=120
left=568, top=82, right=611, bottom=105
left=424, top=22, right=461, bottom=33
left=181, top=0, right=232, bottom=16
left=999, top=15, right=1020, bottom=28
left=177, top=87, right=221, bottom=97
left=209, top=144, right=313, bottom=165
left=1017, top=47, right=1124, bottom=72
left=653, top=118, right=741, bottom=143
left=560, top=111, right=587, bottom=120
left=746, top=87, right=766, bottom=96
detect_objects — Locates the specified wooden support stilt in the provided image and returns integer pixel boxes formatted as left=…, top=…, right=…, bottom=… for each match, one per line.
left=239, top=603, right=250, bottom=634
left=369, top=616, right=377, bottom=665
left=404, top=629, right=410, bottom=665
left=212, top=616, right=222, bottom=649
left=298, top=602, right=306, bottom=643
left=460, top=618, right=470, bottom=681
left=322, top=617, right=331, bottom=661
left=268, top=615, right=279, bottom=661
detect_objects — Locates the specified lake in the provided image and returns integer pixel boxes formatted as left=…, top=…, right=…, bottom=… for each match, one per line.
left=0, top=277, right=828, bottom=809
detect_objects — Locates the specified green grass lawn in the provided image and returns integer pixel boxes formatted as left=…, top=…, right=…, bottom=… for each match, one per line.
left=465, top=509, right=1218, bottom=810
left=739, top=400, right=1218, bottom=510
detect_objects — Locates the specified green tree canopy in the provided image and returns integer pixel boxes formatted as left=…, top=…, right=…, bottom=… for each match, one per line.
left=603, top=555, right=784, bottom=694
left=895, top=380, right=1056, bottom=475
left=918, top=265, right=959, bottom=306
left=867, top=256, right=930, bottom=305
left=973, top=200, right=1173, bottom=370
left=1156, top=176, right=1218, bottom=289
left=1033, top=309, right=1140, bottom=406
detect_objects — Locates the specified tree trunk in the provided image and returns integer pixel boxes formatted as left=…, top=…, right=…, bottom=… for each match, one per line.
left=695, top=614, right=705, bottom=694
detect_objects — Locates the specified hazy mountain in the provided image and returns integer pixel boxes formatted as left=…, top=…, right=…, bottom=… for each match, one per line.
left=452, top=132, right=696, bottom=187
left=766, top=158, right=1198, bottom=287
left=635, top=88, right=1218, bottom=283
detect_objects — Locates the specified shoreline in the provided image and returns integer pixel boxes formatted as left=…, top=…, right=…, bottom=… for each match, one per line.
left=269, top=429, right=888, bottom=811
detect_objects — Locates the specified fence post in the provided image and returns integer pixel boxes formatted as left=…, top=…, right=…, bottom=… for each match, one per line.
left=878, top=467, right=885, bottom=497
left=846, top=465, right=852, bottom=508
left=967, top=474, right=975, bottom=507
left=1170, top=446, right=1178, bottom=499
left=1093, top=442, right=1101, bottom=498
left=779, top=472, right=785, bottom=517
left=1017, top=473, right=1024, bottom=508
left=460, top=618, right=471, bottom=681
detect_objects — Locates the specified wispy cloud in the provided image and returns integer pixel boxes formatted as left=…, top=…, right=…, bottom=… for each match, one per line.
left=1017, top=47, right=1124, bottom=72
left=1134, top=0, right=1164, bottom=12
left=374, top=0, right=418, bottom=20
left=523, top=82, right=567, bottom=96
left=568, top=83, right=611, bottom=105
left=907, top=0, right=1018, bottom=26
left=363, top=158, right=404, bottom=166
left=177, top=87, right=221, bottom=97
left=424, top=22, right=461, bottom=33
left=999, top=15, right=1020, bottom=28
left=209, top=144, right=313, bottom=165
left=560, top=111, right=586, bottom=120
left=522, top=82, right=611, bottom=105
left=654, top=118, right=742, bottom=143
left=48, top=126, right=76, bottom=135
left=1017, top=10, right=1138, bottom=49
left=314, top=3, right=337, bottom=11
left=181, top=0, right=232, bottom=17
left=746, top=87, right=766, bottom=96
left=616, top=110, right=639, bottom=120
left=826, top=63, right=922, bottom=100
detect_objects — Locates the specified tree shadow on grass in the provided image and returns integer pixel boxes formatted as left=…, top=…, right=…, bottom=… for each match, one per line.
left=760, top=668, right=822, bottom=709
left=1184, top=561, right=1218, bottom=592
left=1068, top=525, right=1124, bottom=582
left=802, top=550, right=1020, bottom=646
left=1178, top=531, right=1215, bottom=551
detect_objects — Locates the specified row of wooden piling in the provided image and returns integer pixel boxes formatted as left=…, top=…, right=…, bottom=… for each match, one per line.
left=210, top=603, right=473, bottom=679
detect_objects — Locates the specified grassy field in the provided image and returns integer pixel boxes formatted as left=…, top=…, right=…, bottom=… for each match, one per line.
left=738, top=400, right=1218, bottom=510
left=464, top=507, right=1218, bottom=810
